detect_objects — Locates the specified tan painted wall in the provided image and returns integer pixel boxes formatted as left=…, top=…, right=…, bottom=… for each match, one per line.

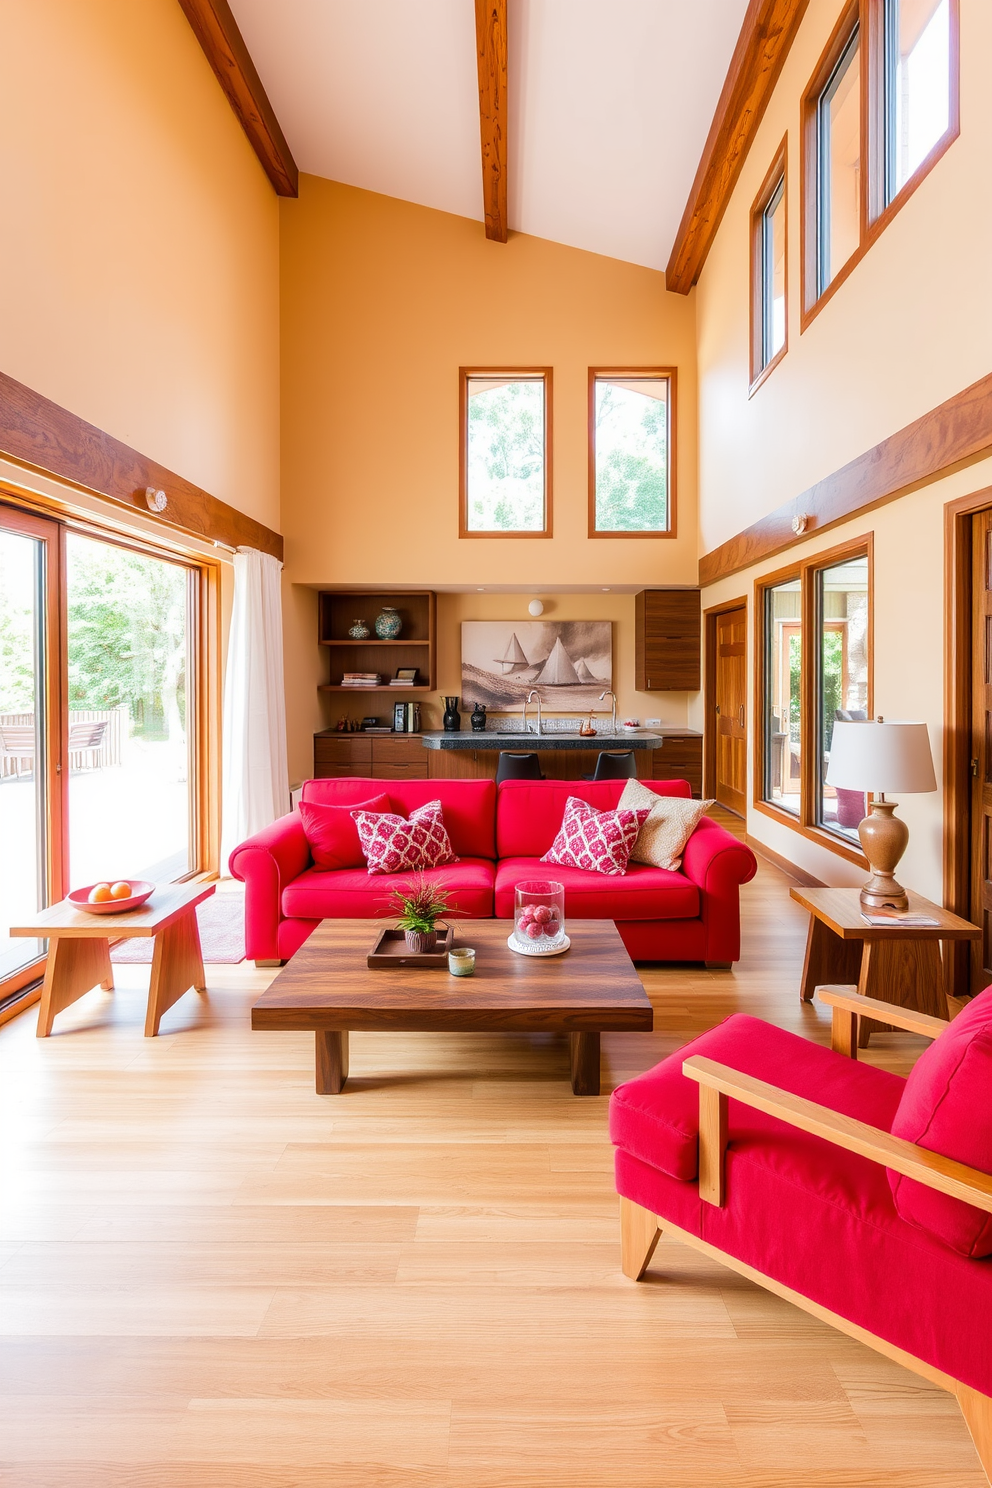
left=693, top=0, right=992, bottom=893
left=0, top=0, right=281, bottom=529
left=696, top=0, right=992, bottom=555
left=280, top=176, right=699, bottom=782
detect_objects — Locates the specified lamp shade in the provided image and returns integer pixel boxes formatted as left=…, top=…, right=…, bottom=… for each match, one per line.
left=826, top=721, right=937, bottom=794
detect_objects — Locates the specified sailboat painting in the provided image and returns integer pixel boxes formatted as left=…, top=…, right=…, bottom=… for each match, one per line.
left=461, top=621, right=612, bottom=711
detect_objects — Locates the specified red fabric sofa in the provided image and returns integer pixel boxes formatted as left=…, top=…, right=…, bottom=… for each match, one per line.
left=229, top=776, right=757, bottom=965
left=610, top=985, right=992, bottom=1482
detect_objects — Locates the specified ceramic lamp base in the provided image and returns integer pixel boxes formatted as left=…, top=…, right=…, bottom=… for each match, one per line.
left=857, top=800, right=910, bottom=912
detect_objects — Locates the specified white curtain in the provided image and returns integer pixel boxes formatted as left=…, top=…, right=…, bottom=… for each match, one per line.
left=221, top=547, right=289, bottom=872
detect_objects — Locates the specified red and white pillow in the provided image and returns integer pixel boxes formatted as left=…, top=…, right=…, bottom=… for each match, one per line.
left=541, top=796, right=652, bottom=877
left=351, top=799, right=457, bottom=875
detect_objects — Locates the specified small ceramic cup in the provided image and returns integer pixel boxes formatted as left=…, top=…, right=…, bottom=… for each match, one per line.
left=448, top=948, right=476, bottom=977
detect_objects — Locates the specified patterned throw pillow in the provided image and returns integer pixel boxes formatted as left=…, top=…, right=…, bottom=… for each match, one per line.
left=619, top=778, right=716, bottom=872
left=541, top=796, right=652, bottom=877
left=351, top=799, right=457, bottom=875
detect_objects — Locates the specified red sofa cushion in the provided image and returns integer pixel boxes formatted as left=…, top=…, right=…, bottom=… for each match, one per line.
left=282, top=858, right=495, bottom=920
left=889, top=985, right=992, bottom=1258
left=495, top=858, right=699, bottom=920
left=301, top=778, right=497, bottom=860
left=353, top=799, right=457, bottom=874
left=610, top=1014, right=906, bottom=1181
left=542, top=796, right=651, bottom=876
left=496, top=779, right=691, bottom=860
left=299, top=793, right=390, bottom=870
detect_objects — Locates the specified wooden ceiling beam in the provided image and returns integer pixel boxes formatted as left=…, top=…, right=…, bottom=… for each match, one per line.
left=177, top=0, right=298, bottom=198
left=475, top=0, right=508, bottom=242
left=666, top=0, right=809, bottom=294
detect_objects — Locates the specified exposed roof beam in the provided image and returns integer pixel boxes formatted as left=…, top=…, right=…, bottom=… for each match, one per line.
left=177, top=0, right=299, bottom=197
left=666, top=0, right=808, bottom=294
left=474, top=0, right=508, bottom=242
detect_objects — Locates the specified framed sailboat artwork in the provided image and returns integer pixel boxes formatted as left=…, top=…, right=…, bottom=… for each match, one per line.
left=460, top=621, right=613, bottom=711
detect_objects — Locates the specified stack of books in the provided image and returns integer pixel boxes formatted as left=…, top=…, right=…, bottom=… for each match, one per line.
left=390, top=676, right=416, bottom=686
left=341, top=672, right=381, bottom=688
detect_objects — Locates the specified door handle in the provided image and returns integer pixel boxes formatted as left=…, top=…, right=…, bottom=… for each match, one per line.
left=738, top=706, right=745, bottom=729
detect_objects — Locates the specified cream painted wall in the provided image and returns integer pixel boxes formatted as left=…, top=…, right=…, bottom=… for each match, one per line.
left=280, top=176, right=699, bottom=781
left=696, top=0, right=992, bottom=554
left=692, top=0, right=992, bottom=896
left=0, top=0, right=281, bottom=529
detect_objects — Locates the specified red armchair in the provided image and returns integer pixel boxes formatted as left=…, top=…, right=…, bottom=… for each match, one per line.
left=610, top=986, right=992, bottom=1483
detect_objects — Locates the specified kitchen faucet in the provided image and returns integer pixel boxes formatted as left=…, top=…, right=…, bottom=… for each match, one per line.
left=600, top=690, right=618, bottom=733
left=525, top=689, right=543, bottom=736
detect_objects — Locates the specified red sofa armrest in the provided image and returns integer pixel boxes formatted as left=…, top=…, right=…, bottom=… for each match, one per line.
left=228, top=812, right=311, bottom=961
left=681, top=819, right=758, bottom=964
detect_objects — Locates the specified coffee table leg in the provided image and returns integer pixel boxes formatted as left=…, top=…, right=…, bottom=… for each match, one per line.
left=36, top=936, right=114, bottom=1037
left=316, top=1030, right=349, bottom=1094
left=570, top=1032, right=600, bottom=1096
left=145, top=908, right=207, bottom=1037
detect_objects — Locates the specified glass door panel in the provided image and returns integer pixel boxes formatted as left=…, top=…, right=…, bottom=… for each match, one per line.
left=66, top=533, right=194, bottom=888
left=0, top=524, right=48, bottom=981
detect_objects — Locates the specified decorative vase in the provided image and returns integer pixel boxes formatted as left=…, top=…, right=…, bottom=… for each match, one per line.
left=510, top=880, right=567, bottom=955
left=404, top=928, right=437, bottom=954
left=375, top=606, right=402, bottom=639
left=471, top=703, right=487, bottom=732
left=348, top=618, right=371, bottom=639
left=442, top=696, right=461, bottom=732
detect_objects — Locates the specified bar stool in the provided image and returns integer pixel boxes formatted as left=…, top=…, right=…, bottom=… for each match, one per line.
left=495, top=752, right=545, bottom=784
left=583, top=751, right=637, bottom=782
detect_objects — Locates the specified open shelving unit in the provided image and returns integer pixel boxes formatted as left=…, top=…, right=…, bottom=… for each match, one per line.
left=317, top=589, right=436, bottom=693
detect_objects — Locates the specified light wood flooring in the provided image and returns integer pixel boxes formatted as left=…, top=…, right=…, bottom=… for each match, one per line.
left=0, top=816, right=984, bottom=1486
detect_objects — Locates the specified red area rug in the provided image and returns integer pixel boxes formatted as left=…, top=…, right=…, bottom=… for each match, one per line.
left=110, top=891, right=245, bottom=964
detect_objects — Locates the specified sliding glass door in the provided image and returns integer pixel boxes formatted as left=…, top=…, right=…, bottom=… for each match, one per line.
left=0, top=501, right=206, bottom=1004
left=66, top=532, right=194, bottom=886
left=0, top=509, right=60, bottom=991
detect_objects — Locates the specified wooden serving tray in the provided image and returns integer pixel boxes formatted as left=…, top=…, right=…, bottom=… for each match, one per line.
left=368, top=925, right=454, bottom=968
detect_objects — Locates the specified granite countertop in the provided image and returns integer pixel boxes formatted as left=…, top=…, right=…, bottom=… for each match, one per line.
left=421, top=730, right=679, bottom=751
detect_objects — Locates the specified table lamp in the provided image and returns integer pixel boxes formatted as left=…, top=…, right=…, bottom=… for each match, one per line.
left=826, top=720, right=937, bottom=911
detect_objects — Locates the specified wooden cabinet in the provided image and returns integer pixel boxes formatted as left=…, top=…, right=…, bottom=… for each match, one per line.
left=635, top=589, right=700, bottom=691
left=314, top=732, right=425, bottom=780
left=652, top=735, right=703, bottom=797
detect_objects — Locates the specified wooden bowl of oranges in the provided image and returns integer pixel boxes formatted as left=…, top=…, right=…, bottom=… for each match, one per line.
left=68, top=880, right=154, bottom=914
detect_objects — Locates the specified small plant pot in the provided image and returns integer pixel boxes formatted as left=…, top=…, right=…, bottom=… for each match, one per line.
left=404, top=929, right=437, bottom=954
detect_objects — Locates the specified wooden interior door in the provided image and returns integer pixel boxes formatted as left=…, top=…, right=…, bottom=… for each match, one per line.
left=970, top=508, right=992, bottom=990
left=714, top=606, right=747, bottom=815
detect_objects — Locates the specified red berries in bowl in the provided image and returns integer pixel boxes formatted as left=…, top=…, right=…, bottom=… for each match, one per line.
left=515, top=901, right=561, bottom=941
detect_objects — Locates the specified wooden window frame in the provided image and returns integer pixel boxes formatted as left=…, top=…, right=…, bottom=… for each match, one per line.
left=0, top=492, right=222, bottom=1018
left=587, top=368, right=677, bottom=538
left=754, top=534, right=874, bottom=867
left=459, top=367, right=553, bottom=539
left=801, top=0, right=960, bottom=330
left=749, top=139, right=789, bottom=395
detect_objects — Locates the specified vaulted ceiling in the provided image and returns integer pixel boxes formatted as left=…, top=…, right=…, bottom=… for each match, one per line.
left=226, top=0, right=751, bottom=272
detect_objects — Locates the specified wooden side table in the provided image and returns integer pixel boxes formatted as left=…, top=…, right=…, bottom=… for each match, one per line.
left=10, top=882, right=215, bottom=1037
left=789, top=886, right=980, bottom=1047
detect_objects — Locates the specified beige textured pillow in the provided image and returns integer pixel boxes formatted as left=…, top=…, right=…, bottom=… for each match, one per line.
left=619, top=778, right=716, bottom=871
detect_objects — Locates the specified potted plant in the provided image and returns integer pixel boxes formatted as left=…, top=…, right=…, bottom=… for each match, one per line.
left=387, top=874, right=452, bottom=953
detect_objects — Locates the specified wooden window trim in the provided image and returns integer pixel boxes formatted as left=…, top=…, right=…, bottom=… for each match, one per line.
left=749, top=139, right=789, bottom=396
left=459, top=367, right=553, bottom=539
left=587, top=368, right=677, bottom=538
left=753, top=535, right=873, bottom=867
left=800, top=0, right=959, bottom=332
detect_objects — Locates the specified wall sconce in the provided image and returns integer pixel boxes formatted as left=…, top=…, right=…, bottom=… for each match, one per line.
left=528, top=599, right=544, bottom=616
left=792, top=513, right=808, bottom=535
left=145, top=487, right=168, bottom=513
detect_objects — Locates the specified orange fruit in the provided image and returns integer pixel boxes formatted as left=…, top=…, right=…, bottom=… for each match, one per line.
left=110, top=881, right=132, bottom=900
left=89, top=882, right=112, bottom=903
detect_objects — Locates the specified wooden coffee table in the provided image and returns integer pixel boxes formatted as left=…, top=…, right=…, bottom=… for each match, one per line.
left=10, top=881, right=215, bottom=1037
left=251, top=918, right=653, bottom=1096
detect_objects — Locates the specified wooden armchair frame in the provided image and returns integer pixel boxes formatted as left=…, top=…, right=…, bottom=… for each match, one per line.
left=619, top=987, right=992, bottom=1483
